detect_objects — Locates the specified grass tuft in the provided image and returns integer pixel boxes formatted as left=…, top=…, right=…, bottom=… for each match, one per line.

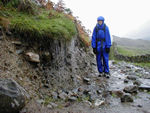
left=0, top=8, right=77, bottom=41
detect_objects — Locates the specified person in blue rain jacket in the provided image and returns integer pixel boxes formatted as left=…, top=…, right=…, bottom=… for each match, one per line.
left=92, top=16, right=111, bottom=78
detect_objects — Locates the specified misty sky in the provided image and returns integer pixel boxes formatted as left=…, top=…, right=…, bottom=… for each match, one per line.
left=51, top=0, right=150, bottom=38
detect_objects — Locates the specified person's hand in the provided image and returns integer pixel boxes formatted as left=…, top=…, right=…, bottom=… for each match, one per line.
left=93, top=48, right=97, bottom=54
left=105, top=48, right=110, bottom=53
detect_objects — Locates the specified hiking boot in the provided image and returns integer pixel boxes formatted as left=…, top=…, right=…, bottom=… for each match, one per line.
left=98, top=72, right=104, bottom=77
left=104, top=73, right=110, bottom=78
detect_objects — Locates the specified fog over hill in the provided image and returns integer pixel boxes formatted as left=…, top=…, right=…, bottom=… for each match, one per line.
left=125, top=20, right=150, bottom=40
left=113, top=35, right=150, bottom=50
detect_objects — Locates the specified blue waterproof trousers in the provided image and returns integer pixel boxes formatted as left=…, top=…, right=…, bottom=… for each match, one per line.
left=96, top=47, right=109, bottom=73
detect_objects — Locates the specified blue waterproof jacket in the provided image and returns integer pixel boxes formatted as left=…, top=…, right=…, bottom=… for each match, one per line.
left=92, top=21, right=111, bottom=50
left=91, top=16, right=111, bottom=73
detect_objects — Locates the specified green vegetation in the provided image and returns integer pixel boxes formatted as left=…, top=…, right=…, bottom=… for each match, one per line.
left=82, top=95, right=90, bottom=101
left=43, top=95, right=63, bottom=106
left=77, top=96, right=82, bottom=102
left=117, top=46, right=150, bottom=56
left=134, top=62, right=150, bottom=68
left=117, top=46, right=135, bottom=56
left=111, top=93, right=117, bottom=98
left=44, top=96, right=54, bottom=105
left=0, top=7, right=77, bottom=41
left=77, top=95, right=90, bottom=102
left=109, top=43, right=115, bottom=60
left=5, top=0, right=21, bottom=8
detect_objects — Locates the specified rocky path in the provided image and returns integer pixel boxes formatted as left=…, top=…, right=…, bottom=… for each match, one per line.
left=21, top=60, right=150, bottom=113
left=101, top=61, right=150, bottom=113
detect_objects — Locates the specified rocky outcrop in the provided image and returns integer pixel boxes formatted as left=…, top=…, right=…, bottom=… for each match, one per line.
left=37, top=35, right=94, bottom=90
left=0, top=79, right=26, bottom=113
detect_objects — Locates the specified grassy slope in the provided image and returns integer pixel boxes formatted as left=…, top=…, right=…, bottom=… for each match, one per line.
left=134, top=62, right=150, bottom=68
left=0, top=7, right=77, bottom=41
left=115, top=45, right=150, bottom=68
left=117, top=45, right=150, bottom=56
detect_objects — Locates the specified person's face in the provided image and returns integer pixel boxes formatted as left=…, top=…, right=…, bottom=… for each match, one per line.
left=98, top=21, right=103, bottom=25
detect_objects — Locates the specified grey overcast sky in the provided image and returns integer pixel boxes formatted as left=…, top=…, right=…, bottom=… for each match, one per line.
left=51, top=0, right=150, bottom=38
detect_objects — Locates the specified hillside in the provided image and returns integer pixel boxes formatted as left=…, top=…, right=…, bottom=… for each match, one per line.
left=113, top=35, right=150, bottom=50
left=113, top=35, right=150, bottom=56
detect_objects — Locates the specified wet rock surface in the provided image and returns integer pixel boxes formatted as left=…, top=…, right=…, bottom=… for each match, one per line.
left=0, top=79, right=26, bottom=113
left=139, top=84, right=150, bottom=91
left=21, top=60, right=150, bottom=113
left=123, top=85, right=138, bottom=93
left=121, top=93, right=134, bottom=102
left=1, top=27, right=150, bottom=113
left=6, top=30, right=148, bottom=113
left=104, top=61, right=150, bottom=113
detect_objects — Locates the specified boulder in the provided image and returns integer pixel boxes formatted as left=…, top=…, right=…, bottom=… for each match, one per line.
left=68, top=96, right=77, bottom=102
left=124, top=79, right=129, bottom=83
left=123, top=85, right=138, bottom=93
left=0, top=79, right=26, bottom=113
left=36, top=99, right=44, bottom=105
left=139, top=84, right=150, bottom=91
left=127, top=75, right=138, bottom=80
left=49, top=102, right=58, bottom=108
left=0, top=36, right=3, bottom=40
left=111, top=90, right=124, bottom=98
left=83, top=77, right=90, bottom=84
left=16, top=49, right=24, bottom=54
left=133, top=80, right=142, bottom=86
left=51, top=92, right=58, bottom=100
left=58, top=92, right=68, bottom=100
left=121, top=93, right=133, bottom=102
left=94, top=99, right=105, bottom=106
left=25, top=52, right=40, bottom=63
left=12, top=41, right=22, bottom=46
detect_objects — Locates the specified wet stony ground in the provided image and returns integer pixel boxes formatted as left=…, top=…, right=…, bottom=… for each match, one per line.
left=100, top=61, right=150, bottom=113
left=21, top=60, right=150, bottom=113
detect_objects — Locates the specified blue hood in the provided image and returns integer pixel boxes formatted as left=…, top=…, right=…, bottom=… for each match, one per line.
left=97, top=16, right=105, bottom=21
left=97, top=16, right=105, bottom=28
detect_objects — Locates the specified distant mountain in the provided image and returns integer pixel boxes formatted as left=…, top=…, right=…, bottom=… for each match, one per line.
left=142, top=37, right=150, bottom=41
left=126, top=20, right=150, bottom=41
left=112, top=35, right=150, bottom=50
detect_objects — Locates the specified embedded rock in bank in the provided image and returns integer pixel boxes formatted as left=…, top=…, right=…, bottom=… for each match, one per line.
left=25, top=52, right=40, bottom=63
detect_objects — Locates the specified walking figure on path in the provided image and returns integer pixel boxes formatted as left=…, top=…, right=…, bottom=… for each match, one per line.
left=91, top=16, right=111, bottom=78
